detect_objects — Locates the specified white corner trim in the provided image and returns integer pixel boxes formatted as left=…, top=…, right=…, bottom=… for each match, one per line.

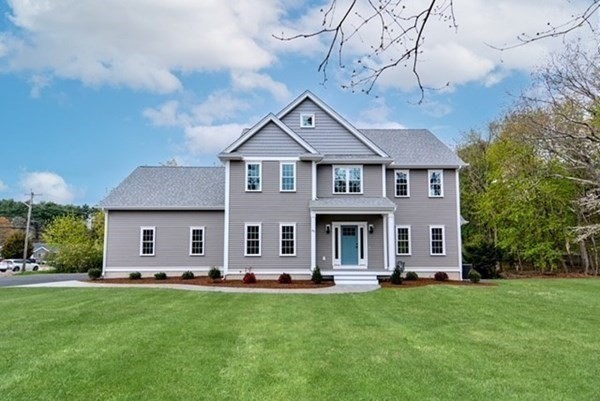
left=223, top=161, right=230, bottom=275
left=456, top=168, right=463, bottom=280
left=102, top=210, right=108, bottom=277
left=310, top=211, right=316, bottom=269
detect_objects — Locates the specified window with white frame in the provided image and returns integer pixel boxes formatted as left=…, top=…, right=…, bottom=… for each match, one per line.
left=245, top=224, right=261, bottom=256
left=300, top=113, right=315, bottom=128
left=140, top=227, right=155, bottom=256
left=430, top=225, right=445, bottom=255
left=396, top=226, right=411, bottom=255
left=428, top=170, right=443, bottom=197
left=189, top=227, right=205, bottom=256
left=333, top=166, right=362, bottom=193
left=280, top=162, right=296, bottom=192
left=280, top=224, right=296, bottom=256
left=246, top=162, right=261, bottom=191
left=395, top=170, right=410, bottom=197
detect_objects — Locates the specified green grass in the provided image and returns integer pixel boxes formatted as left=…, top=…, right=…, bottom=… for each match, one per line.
left=0, top=279, right=598, bottom=401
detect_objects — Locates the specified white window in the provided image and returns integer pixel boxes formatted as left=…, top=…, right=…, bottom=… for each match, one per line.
left=280, top=223, right=296, bottom=256
left=396, top=226, right=411, bottom=255
left=333, top=166, right=362, bottom=194
left=246, top=162, right=261, bottom=191
left=300, top=113, right=315, bottom=128
left=428, top=170, right=444, bottom=197
left=430, top=225, right=446, bottom=255
left=140, top=227, right=155, bottom=256
left=395, top=170, right=410, bottom=197
left=189, top=227, right=205, bottom=256
left=280, top=162, right=296, bottom=192
left=245, top=224, right=261, bottom=256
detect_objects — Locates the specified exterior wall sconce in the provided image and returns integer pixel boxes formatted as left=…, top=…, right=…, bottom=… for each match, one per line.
left=368, top=224, right=374, bottom=234
left=325, top=224, right=331, bottom=234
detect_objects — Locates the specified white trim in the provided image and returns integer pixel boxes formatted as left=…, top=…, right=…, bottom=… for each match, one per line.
left=139, top=226, right=156, bottom=256
left=279, top=223, right=297, bottom=257
left=310, top=212, right=316, bottom=269
left=395, top=225, right=412, bottom=256
left=332, top=222, right=368, bottom=268
left=280, top=162, right=297, bottom=192
left=332, top=165, right=363, bottom=194
left=102, top=211, right=108, bottom=277
left=244, top=156, right=299, bottom=161
left=189, top=226, right=205, bottom=256
left=223, top=161, right=230, bottom=275
left=381, top=165, right=386, bottom=197
left=383, top=215, right=388, bottom=270
left=428, top=169, right=444, bottom=197
left=105, top=267, right=215, bottom=273
left=429, top=225, right=446, bottom=256
left=245, top=161, right=262, bottom=192
left=456, top=168, right=464, bottom=279
left=394, top=169, right=410, bottom=197
left=244, top=223, right=262, bottom=257
left=311, top=161, right=317, bottom=200
left=387, top=213, right=395, bottom=269
left=300, top=113, right=316, bottom=128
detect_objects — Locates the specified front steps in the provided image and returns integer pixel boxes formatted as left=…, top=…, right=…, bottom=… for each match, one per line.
left=333, top=272, right=380, bottom=286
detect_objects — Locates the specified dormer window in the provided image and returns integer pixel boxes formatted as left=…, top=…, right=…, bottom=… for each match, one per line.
left=300, top=113, right=315, bottom=128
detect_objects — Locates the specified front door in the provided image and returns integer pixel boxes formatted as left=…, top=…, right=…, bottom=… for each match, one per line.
left=341, top=225, right=359, bottom=265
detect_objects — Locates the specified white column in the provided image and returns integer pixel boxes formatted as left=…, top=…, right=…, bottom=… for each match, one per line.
left=382, top=214, right=388, bottom=270
left=387, top=212, right=395, bottom=270
left=310, top=211, right=316, bottom=270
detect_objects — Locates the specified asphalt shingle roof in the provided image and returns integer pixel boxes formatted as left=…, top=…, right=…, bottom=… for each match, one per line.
left=99, top=166, right=225, bottom=209
left=360, top=129, right=466, bottom=167
left=310, top=197, right=396, bottom=212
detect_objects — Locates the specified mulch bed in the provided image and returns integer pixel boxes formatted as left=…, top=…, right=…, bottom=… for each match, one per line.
left=88, top=276, right=335, bottom=289
left=502, top=271, right=597, bottom=279
left=380, top=278, right=496, bottom=288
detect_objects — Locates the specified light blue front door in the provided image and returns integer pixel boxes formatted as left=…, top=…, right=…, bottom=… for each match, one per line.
left=341, top=225, right=359, bottom=265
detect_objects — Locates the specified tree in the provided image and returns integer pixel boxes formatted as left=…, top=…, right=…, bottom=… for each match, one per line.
left=1, top=231, right=33, bottom=259
left=0, top=216, right=15, bottom=246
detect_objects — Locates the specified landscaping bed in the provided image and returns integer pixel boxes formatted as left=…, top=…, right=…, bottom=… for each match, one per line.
left=380, top=278, right=496, bottom=288
left=90, top=276, right=335, bottom=289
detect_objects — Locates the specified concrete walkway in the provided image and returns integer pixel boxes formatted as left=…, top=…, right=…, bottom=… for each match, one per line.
left=17, top=280, right=380, bottom=294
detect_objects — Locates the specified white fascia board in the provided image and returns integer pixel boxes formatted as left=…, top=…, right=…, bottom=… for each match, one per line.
left=102, top=206, right=225, bottom=211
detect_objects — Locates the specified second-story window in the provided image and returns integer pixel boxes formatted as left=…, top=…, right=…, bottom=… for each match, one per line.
left=280, top=162, right=296, bottom=192
left=333, top=166, right=362, bottom=194
left=395, top=170, right=410, bottom=197
left=428, top=170, right=443, bottom=197
left=246, top=162, right=261, bottom=191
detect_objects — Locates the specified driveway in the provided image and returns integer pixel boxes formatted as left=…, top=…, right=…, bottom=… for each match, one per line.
left=0, top=273, right=87, bottom=287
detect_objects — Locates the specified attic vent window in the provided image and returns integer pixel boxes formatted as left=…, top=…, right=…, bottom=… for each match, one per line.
left=300, top=113, right=315, bottom=128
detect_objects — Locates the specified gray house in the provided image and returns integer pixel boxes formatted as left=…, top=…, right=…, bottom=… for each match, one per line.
left=100, top=91, right=466, bottom=284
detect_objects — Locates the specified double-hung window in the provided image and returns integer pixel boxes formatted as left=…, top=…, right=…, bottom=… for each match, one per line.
left=280, top=223, right=296, bottom=256
left=189, top=227, right=205, bottom=256
left=430, top=225, right=445, bottom=255
left=140, top=227, right=155, bottom=256
left=280, top=162, right=296, bottom=192
left=333, top=166, right=362, bottom=194
left=245, top=224, right=261, bottom=256
left=246, top=162, right=261, bottom=191
left=396, top=226, right=411, bottom=255
left=395, top=170, right=410, bottom=197
left=428, top=170, right=443, bottom=197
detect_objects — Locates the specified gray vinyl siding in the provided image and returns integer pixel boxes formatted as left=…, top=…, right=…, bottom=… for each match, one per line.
left=281, top=99, right=377, bottom=155
left=236, top=122, right=307, bottom=156
left=228, top=160, right=312, bottom=272
left=317, top=164, right=383, bottom=197
left=105, top=210, right=224, bottom=268
left=387, top=169, right=460, bottom=269
left=315, top=215, right=385, bottom=270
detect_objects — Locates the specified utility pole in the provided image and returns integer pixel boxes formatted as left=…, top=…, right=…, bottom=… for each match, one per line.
left=21, top=191, right=40, bottom=273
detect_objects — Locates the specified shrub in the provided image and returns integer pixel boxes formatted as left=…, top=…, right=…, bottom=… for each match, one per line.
left=390, top=263, right=404, bottom=285
left=208, top=266, right=222, bottom=280
left=1, top=231, right=33, bottom=259
left=129, top=271, right=142, bottom=280
left=154, top=272, right=167, bottom=280
left=181, top=271, right=195, bottom=280
left=464, top=241, right=502, bottom=278
left=278, top=273, right=292, bottom=284
left=88, top=268, right=102, bottom=280
left=468, top=268, right=482, bottom=283
left=243, top=272, right=256, bottom=284
left=311, top=266, right=323, bottom=284
left=405, top=271, right=419, bottom=281
left=434, top=271, right=449, bottom=281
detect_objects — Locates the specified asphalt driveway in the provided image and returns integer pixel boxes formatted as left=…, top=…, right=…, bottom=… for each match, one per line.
left=0, top=273, right=87, bottom=287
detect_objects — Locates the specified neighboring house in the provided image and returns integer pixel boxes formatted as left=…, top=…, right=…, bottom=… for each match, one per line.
left=33, top=243, right=55, bottom=262
left=100, top=91, right=466, bottom=284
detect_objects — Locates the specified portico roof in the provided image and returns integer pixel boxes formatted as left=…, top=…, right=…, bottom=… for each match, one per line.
left=309, top=197, right=396, bottom=213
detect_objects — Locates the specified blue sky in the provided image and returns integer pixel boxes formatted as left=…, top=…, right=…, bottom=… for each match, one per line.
left=0, top=0, right=595, bottom=205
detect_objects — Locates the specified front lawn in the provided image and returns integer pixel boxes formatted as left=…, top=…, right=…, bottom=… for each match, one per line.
left=0, top=279, right=598, bottom=400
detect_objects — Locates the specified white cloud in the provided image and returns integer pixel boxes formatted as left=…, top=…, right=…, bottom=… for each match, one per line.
left=28, top=74, right=52, bottom=98
left=231, top=71, right=291, bottom=102
left=0, top=180, right=7, bottom=191
left=143, top=100, right=183, bottom=127
left=354, top=98, right=406, bottom=128
left=184, top=124, right=247, bottom=155
left=20, top=172, right=75, bottom=204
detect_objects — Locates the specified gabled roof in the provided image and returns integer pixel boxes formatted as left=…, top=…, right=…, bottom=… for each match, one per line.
left=99, top=166, right=225, bottom=210
left=220, top=113, right=318, bottom=155
left=361, top=129, right=466, bottom=168
left=276, top=91, right=389, bottom=158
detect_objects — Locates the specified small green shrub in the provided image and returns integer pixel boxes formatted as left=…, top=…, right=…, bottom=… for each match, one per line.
left=129, top=271, right=142, bottom=280
left=88, top=268, right=102, bottom=280
left=390, top=263, right=404, bottom=285
left=181, top=271, right=195, bottom=280
left=154, top=272, right=167, bottom=280
left=434, top=271, right=449, bottom=281
left=208, top=266, right=222, bottom=280
left=243, top=272, right=256, bottom=284
left=468, top=269, right=482, bottom=283
left=405, top=271, right=419, bottom=281
left=278, top=273, right=292, bottom=284
left=311, top=266, right=323, bottom=284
